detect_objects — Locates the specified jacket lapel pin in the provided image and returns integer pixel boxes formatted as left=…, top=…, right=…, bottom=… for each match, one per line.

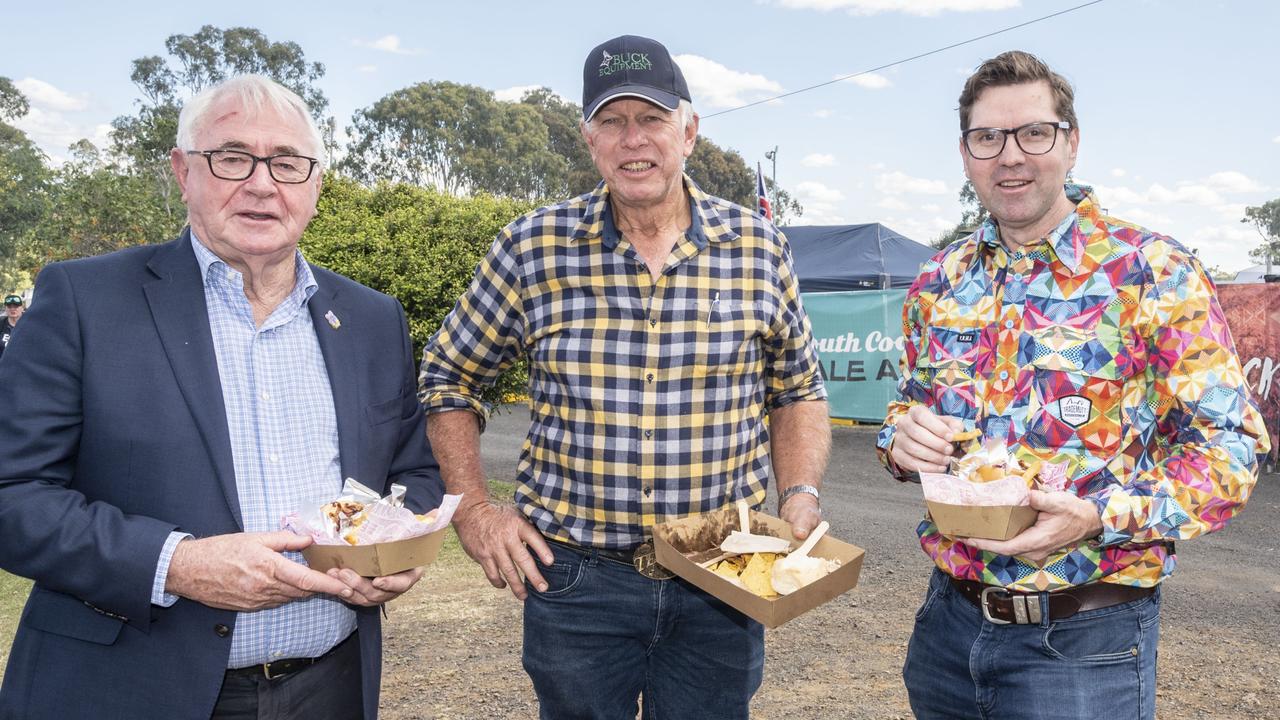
left=325, top=310, right=341, bottom=329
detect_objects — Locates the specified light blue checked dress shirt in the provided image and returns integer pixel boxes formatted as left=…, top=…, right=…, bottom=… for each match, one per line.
left=151, top=234, right=354, bottom=667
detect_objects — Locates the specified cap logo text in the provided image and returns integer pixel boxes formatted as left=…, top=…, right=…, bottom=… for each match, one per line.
left=600, top=51, right=651, bottom=76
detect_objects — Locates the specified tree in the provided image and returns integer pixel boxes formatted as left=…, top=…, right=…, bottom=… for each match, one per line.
left=342, top=81, right=564, bottom=201
left=0, top=77, right=30, bottom=122
left=109, top=26, right=330, bottom=227
left=302, top=174, right=534, bottom=403
left=934, top=179, right=987, bottom=249
left=0, top=80, right=50, bottom=285
left=27, top=141, right=180, bottom=267
left=519, top=88, right=598, bottom=198
left=1244, top=199, right=1280, bottom=272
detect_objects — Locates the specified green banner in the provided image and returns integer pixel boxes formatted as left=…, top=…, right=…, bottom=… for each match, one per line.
left=802, top=290, right=907, bottom=422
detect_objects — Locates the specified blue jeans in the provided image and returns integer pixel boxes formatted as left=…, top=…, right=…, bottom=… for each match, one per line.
left=903, top=568, right=1160, bottom=720
left=522, top=541, right=764, bottom=720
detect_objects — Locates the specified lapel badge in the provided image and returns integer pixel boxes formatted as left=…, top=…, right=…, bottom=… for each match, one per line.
left=325, top=310, right=341, bottom=330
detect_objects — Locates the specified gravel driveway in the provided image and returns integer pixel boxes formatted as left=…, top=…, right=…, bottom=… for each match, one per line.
left=379, top=409, right=1280, bottom=719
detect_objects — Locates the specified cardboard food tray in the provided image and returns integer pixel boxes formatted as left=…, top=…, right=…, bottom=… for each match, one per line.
left=301, top=526, right=447, bottom=576
left=925, top=500, right=1037, bottom=541
left=653, top=506, right=864, bottom=629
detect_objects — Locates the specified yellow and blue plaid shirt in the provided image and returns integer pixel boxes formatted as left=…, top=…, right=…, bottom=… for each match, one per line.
left=420, top=177, right=826, bottom=548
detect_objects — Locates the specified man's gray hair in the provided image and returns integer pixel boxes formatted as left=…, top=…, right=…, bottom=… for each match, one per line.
left=175, top=74, right=325, bottom=168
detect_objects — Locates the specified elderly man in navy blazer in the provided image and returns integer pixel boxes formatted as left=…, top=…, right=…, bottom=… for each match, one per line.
left=0, top=75, right=442, bottom=720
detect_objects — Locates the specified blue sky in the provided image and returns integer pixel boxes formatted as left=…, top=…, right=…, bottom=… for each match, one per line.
left=4, top=0, right=1275, bottom=273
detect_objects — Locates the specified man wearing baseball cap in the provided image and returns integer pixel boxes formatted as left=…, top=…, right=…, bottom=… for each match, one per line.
left=420, top=34, right=830, bottom=718
left=0, top=294, right=23, bottom=361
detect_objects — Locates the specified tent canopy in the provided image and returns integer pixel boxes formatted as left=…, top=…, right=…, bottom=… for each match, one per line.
left=783, top=223, right=936, bottom=292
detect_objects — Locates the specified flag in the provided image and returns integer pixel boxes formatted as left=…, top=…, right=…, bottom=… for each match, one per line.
left=756, top=162, right=772, bottom=221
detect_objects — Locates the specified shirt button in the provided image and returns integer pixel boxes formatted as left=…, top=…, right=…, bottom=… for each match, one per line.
left=999, top=370, right=1009, bottom=380
left=643, top=486, right=652, bottom=496
left=649, top=317, right=657, bottom=327
left=644, top=429, right=653, bottom=439
left=214, top=624, right=231, bottom=638
left=646, top=373, right=654, bottom=382
left=260, top=391, right=270, bottom=401
left=1004, top=320, right=1014, bottom=329
left=269, top=453, right=280, bottom=463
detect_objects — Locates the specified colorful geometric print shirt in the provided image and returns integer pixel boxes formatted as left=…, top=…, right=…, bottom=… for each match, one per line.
left=876, top=184, right=1268, bottom=592
left=420, top=176, right=826, bottom=549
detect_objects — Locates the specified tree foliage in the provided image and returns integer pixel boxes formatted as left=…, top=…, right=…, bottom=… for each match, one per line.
left=0, top=81, right=49, bottom=284
left=26, top=141, right=181, bottom=268
left=934, top=179, right=987, bottom=249
left=342, top=81, right=565, bottom=201
left=108, top=25, right=330, bottom=233
left=1244, top=199, right=1280, bottom=266
left=0, top=77, right=30, bottom=122
left=302, top=174, right=534, bottom=402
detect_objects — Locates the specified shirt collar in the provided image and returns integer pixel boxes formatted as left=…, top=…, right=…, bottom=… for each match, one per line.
left=573, top=174, right=739, bottom=250
left=189, top=230, right=318, bottom=304
left=975, top=182, right=1098, bottom=272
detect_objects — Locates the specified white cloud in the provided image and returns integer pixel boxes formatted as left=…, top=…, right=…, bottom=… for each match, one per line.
left=838, top=72, right=892, bottom=89
left=1185, top=224, right=1263, bottom=273
left=1094, top=182, right=1223, bottom=208
left=795, top=181, right=845, bottom=204
left=1273, top=135, right=1280, bottom=144
left=812, top=109, right=833, bottom=119
left=15, top=77, right=88, bottom=112
left=792, top=180, right=848, bottom=223
left=494, top=85, right=541, bottom=103
left=355, top=34, right=423, bottom=56
left=1205, top=170, right=1267, bottom=194
left=921, top=203, right=942, bottom=213
left=875, top=170, right=948, bottom=195
left=802, top=153, right=836, bottom=168
left=357, top=64, right=377, bottom=73
left=774, top=0, right=1019, bottom=16
left=878, top=196, right=910, bottom=211
left=1110, top=168, right=1126, bottom=178
left=673, top=54, right=783, bottom=109
left=13, top=106, right=111, bottom=161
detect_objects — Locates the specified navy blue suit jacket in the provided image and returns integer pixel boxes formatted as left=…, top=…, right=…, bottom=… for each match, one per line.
left=0, top=231, right=442, bottom=719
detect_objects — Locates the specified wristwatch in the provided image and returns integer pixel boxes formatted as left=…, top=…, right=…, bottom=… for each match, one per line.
left=778, top=484, right=821, bottom=513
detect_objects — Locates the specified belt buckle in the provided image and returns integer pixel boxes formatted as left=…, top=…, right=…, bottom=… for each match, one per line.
left=980, top=586, right=1041, bottom=625
left=979, top=586, right=1012, bottom=625
left=632, top=540, right=674, bottom=580
left=262, top=662, right=286, bottom=681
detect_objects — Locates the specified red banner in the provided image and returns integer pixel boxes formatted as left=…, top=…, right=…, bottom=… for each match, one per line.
left=1218, top=283, right=1280, bottom=465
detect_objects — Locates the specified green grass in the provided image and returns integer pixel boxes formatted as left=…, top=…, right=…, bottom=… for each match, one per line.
left=0, top=571, right=32, bottom=668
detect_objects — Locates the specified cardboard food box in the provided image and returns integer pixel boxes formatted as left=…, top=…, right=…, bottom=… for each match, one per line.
left=924, top=500, right=1038, bottom=541
left=653, top=506, right=864, bottom=628
left=301, top=526, right=448, bottom=576
left=918, top=471, right=1039, bottom=541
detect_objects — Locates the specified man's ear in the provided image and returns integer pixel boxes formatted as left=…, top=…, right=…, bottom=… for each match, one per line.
left=683, top=112, right=699, bottom=158
left=170, top=148, right=190, bottom=201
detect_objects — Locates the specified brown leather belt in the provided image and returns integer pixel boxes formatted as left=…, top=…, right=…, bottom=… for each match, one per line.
left=949, top=577, right=1154, bottom=625
left=545, top=537, right=675, bottom=580
left=227, top=631, right=355, bottom=681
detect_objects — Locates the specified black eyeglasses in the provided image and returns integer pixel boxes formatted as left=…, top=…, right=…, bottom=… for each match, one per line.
left=962, top=121, right=1072, bottom=160
left=187, top=149, right=319, bottom=184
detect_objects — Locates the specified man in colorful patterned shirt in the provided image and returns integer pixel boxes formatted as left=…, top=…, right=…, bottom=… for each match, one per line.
left=420, top=34, right=829, bottom=719
left=877, top=50, right=1267, bottom=720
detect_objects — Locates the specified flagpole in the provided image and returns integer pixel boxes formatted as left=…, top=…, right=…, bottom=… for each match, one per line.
left=765, top=146, right=778, bottom=219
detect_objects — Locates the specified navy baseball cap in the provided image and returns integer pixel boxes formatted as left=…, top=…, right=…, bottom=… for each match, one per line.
left=4, top=295, right=22, bottom=306
left=582, top=35, right=691, bottom=122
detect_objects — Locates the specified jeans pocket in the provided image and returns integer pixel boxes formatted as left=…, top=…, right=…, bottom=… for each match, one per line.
left=1041, top=605, right=1146, bottom=664
left=914, top=573, right=948, bottom=621
left=528, top=558, right=585, bottom=598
